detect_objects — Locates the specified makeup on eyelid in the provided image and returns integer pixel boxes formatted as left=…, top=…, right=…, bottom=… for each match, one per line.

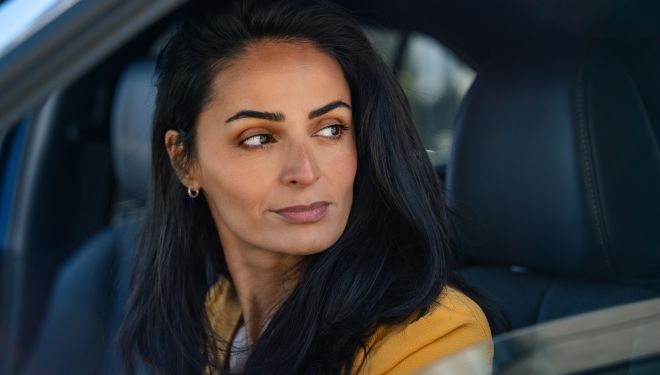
left=238, top=123, right=350, bottom=149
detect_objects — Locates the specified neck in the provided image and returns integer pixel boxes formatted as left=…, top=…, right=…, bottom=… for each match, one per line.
left=222, top=243, right=302, bottom=344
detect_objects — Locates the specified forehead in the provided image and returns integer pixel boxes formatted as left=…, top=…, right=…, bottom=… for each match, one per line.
left=207, top=40, right=351, bottom=112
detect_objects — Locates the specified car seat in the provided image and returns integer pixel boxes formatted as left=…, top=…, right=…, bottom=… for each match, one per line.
left=447, top=49, right=660, bottom=330
left=22, top=58, right=156, bottom=375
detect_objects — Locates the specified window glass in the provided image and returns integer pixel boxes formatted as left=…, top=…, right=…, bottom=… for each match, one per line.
left=365, top=28, right=476, bottom=166
left=362, top=27, right=403, bottom=66
left=422, top=297, right=660, bottom=375
left=0, top=0, right=77, bottom=57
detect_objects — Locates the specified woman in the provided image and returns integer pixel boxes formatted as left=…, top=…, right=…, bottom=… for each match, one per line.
left=121, top=0, right=498, bottom=373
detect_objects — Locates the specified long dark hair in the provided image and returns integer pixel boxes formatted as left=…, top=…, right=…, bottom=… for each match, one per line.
left=120, top=0, right=504, bottom=374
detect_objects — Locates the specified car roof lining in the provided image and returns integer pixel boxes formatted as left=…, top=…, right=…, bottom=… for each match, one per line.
left=335, top=0, right=660, bottom=68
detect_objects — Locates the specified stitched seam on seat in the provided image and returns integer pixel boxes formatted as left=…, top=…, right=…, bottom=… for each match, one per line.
left=576, top=64, right=608, bottom=262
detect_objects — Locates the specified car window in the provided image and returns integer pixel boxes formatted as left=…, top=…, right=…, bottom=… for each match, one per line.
left=365, top=28, right=475, bottom=166
left=419, top=297, right=660, bottom=374
left=0, top=0, right=77, bottom=57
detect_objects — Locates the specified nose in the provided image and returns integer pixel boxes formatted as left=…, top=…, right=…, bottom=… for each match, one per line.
left=279, top=140, right=320, bottom=187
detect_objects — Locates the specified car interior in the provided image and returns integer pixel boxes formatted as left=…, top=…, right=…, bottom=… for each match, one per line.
left=448, top=48, right=660, bottom=329
left=1, top=0, right=660, bottom=374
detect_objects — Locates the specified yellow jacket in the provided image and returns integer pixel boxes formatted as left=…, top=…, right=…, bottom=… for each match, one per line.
left=205, top=278, right=492, bottom=374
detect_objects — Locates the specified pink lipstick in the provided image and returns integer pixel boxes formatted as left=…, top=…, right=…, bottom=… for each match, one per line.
left=274, top=201, right=329, bottom=224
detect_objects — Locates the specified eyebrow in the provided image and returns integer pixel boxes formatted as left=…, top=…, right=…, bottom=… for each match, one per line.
left=308, top=100, right=351, bottom=119
left=224, top=100, right=351, bottom=124
left=225, top=110, right=284, bottom=124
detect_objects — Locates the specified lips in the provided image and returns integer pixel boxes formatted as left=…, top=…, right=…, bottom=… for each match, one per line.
left=273, top=201, right=330, bottom=224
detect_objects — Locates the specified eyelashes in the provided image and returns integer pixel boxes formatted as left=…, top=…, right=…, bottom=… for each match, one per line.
left=239, top=124, right=350, bottom=149
left=241, top=133, right=276, bottom=148
left=315, top=124, right=349, bottom=138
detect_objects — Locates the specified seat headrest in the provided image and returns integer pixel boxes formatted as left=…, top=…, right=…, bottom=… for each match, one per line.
left=447, top=49, right=660, bottom=280
left=110, top=58, right=156, bottom=204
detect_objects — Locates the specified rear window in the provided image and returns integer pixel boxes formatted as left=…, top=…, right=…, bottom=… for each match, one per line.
left=365, top=28, right=475, bottom=166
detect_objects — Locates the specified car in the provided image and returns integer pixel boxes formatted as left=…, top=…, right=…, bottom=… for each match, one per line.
left=0, top=0, right=659, bottom=374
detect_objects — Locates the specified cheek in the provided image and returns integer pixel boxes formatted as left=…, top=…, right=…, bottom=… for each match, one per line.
left=197, top=147, right=275, bottom=222
left=328, top=139, right=358, bottom=205
left=337, top=159, right=357, bottom=200
left=341, top=137, right=358, bottom=183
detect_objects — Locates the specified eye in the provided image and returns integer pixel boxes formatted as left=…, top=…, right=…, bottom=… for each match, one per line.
left=240, top=133, right=276, bottom=148
left=315, top=124, right=348, bottom=139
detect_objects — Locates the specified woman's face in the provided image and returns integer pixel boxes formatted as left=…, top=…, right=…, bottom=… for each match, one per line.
left=174, top=40, right=357, bottom=257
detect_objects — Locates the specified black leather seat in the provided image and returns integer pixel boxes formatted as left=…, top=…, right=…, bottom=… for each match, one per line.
left=448, top=49, right=660, bottom=330
left=23, top=58, right=156, bottom=375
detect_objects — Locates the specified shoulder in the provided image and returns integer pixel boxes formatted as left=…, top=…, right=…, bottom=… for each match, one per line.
left=356, top=287, right=493, bottom=375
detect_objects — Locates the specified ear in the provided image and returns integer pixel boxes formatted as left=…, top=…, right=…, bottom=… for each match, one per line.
left=165, top=130, right=199, bottom=189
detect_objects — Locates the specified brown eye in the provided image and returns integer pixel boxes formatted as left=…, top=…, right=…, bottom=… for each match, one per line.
left=241, top=133, right=275, bottom=147
left=315, top=124, right=347, bottom=138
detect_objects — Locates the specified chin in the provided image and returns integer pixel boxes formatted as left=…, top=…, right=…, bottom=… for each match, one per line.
left=283, top=241, right=334, bottom=256
left=272, top=231, right=342, bottom=256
